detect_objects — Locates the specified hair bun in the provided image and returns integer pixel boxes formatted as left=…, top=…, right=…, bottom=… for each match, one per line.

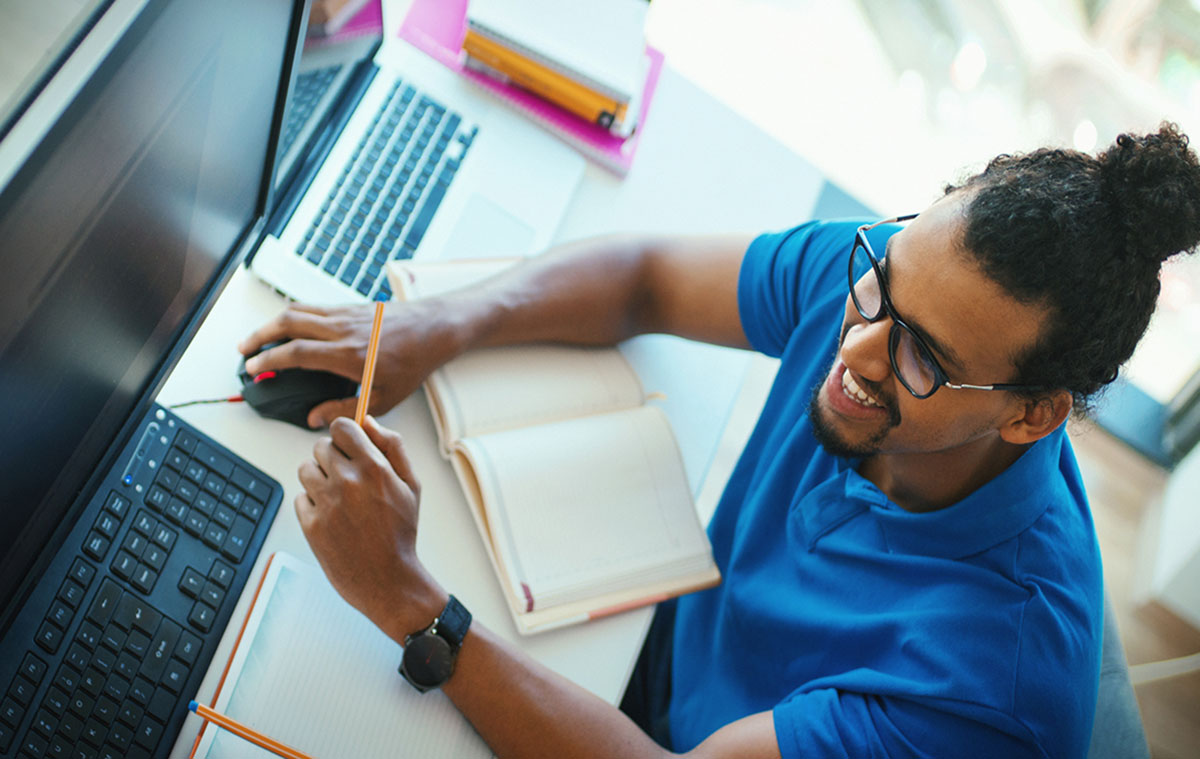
left=1099, top=123, right=1200, bottom=266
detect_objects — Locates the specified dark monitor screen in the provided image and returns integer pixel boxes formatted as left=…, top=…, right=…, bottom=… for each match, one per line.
left=0, top=0, right=300, bottom=617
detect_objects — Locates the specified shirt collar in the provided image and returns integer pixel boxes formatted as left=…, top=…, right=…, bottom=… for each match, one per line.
left=801, top=425, right=1070, bottom=560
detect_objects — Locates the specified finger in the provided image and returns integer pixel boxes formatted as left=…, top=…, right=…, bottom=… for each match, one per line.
left=238, top=308, right=338, bottom=356
left=308, top=397, right=359, bottom=429
left=364, top=416, right=418, bottom=489
left=328, top=417, right=376, bottom=463
left=244, top=338, right=360, bottom=378
left=312, top=436, right=349, bottom=476
left=294, top=491, right=317, bottom=530
left=297, top=458, right=328, bottom=494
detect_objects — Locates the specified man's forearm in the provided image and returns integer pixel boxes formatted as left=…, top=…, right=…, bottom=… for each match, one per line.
left=433, top=234, right=752, bottom=358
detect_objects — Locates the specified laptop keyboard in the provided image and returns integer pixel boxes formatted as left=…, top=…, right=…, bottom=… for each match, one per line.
left=294, top=80, right=478, bottom=300
left=279, top=64, right=343, bottom=159
left=0, top=406, right=282, bottom=759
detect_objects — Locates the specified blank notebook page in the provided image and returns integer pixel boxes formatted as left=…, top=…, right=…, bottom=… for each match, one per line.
left=197, top=553, right=492, bottom=759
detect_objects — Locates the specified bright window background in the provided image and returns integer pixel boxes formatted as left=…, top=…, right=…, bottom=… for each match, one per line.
left=646, top=0, right=1200, bottom=404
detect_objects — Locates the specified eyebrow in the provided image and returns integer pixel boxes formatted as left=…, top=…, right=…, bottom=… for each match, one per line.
left=880, top=237, right=967, bottom=372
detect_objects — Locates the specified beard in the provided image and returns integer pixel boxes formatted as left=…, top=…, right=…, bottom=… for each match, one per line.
left=807, top=354, right=902, bottom=459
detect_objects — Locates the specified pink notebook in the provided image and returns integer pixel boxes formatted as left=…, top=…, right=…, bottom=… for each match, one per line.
left=397, top=0, right=663, bottom=176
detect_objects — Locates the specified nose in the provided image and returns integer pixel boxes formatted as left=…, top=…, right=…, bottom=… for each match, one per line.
left=841, top=317, right=892, bottom=384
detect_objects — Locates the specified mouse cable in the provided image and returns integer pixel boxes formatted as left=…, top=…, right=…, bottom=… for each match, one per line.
left=168, top=395, right=245, bottom=409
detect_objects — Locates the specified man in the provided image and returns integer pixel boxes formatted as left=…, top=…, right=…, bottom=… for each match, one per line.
left=240, top=124, right=1200, bottom=757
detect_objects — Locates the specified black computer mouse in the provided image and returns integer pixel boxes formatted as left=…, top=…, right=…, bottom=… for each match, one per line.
left=238, top=341, right=359, bottom=428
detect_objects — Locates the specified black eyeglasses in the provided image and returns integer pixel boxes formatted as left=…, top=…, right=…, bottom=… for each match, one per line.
left=849, top=216, right=1047, bottom=400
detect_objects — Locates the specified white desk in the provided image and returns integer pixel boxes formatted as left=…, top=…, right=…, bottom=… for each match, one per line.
left=163, top=34, right=826, bottom=758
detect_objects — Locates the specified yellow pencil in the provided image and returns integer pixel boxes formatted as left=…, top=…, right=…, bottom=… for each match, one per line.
left=188, top=700, right=315, bottom=759
left=355, top=299, right=386, bottom=425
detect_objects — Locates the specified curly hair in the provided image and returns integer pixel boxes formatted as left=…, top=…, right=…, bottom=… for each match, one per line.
left=945, top=123, right=1200, bottom=414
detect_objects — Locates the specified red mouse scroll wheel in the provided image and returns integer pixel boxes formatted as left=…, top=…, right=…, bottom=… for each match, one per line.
left=253, top=371, right=277, bottom=384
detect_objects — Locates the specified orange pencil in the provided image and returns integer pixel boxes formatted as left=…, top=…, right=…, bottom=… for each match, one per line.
left=188, top=700, right=314, bottom=759
left=355, top=299, right=386, bottom=425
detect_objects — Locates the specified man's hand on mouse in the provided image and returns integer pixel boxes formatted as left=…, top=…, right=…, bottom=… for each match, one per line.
left=296, top=416, right=446, bottom=641
left=239, top=301, right=464, bottom=428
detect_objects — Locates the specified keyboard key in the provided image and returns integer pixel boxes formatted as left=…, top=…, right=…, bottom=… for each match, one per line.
left=83, top=717, right=107, bottom=746
left=43, top=686, right=68, bottom=715
left=115, top=652, right=140, bottom=682
left=220, top=486, right=244, bottom=510
left=113, top=594, right=161, bottom=635
left=184, top=512, right=208, bottom=537
left=241, top=497, right=265, bottom=523
left=131, top=564, right=158, bottom=594
left=154, top=467, right=179, bottom=492
left=58, top=578, right=85, bottom=609
left=193, top=491, right=217, bottom=518
left=94, top=512, right=120, bottom=540
left=124, top=630, right=151, bottom=658
left=76, top=620, right=102, bottom=650
left=36, top=621, right=64, bottom=654
left=93, top=696, right=118, bottom=724
left=103, top=492, right=131, bottom=520
left=203, top=524, right=228, bottom=550
left=178, top=568, right=205, bottom=598
left=57, top=710, right=83, bottom=742
left=208, top=561, right=234, bottom=589
left=176, top=478, right=199, bottom=503
left=203, top=473, right=225, bottom=497
left=8, top=675, right=35, bottom=706
left=134, top=715, right=163, bottom=748
left=87, top=580, right=122, bottom=627
left=65, top=642, right=90, bottom=671
left=82, top=532, right=111, bottom=562
left=0, top=696, right=24, bottom=727
left=222, top=516, right=254, bottom=563
left=100, top=625, right=125, bottom=653
left=101, top=674, right=128, bottom=704
left=117, top=701, right=142, bottom=728
left=69, top=690, right=95, bottom=718
left=174, top=631, right=202, bottom=666
left=143, top=486, right=169, bottom=512
left=132, top=511, right=156, bottom=536
left=151, top=524, right=176, bottom=551
left=175, top=430, right=198, bottom=453
left=142, top=545, right=167, bottom=572
left=128, top=676, right=154, bottom=707
left=0, top=721, right=9, bottom=754
left=141, top=620, right=181, bottom=683
left=164, top=498, right=188, bottom=525
left=200, top=581, right=225, bottom=609
left=194, top=442, right=234, bottom=477
left=111, top=551, right=137, bottom=581
left=48, top=599, right=73, bottom=629
left=20, top=653, right=47, bottom=684
left=31, top=707, right=57, bottom=737
left=188, top=602, right=216, bottom=633
left=90, top=646, right=116, bottom=675
left=183, top=460, right=206, bottom=484
left=213, top=504, right=236, bottom=529
left=79, top=668, right=103, bottom=698
left=19, top=731, right=47, bottom=757
left=165, top=448, right=188, bottom=472
left=161, top=659, right=188, bottom=694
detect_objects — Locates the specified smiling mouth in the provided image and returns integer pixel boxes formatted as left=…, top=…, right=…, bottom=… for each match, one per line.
left=841, top=368, right=883, bottom=408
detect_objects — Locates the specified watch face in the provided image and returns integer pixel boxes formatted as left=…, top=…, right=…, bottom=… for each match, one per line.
left=403, top=632, right=455, bottom=688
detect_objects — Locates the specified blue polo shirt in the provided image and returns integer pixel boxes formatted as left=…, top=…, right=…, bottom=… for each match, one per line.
left=668, top=221, right=1103, bottom=758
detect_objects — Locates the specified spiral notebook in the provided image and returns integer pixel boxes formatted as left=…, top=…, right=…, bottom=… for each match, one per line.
left=189, top=552, right=492, bottom=759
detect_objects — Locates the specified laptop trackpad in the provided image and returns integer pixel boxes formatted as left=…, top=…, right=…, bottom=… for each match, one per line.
left=441, top=193, right=536, bottom=260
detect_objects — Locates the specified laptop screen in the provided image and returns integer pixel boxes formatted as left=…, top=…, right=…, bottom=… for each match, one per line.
left=0, top=0, right=300, bottom=619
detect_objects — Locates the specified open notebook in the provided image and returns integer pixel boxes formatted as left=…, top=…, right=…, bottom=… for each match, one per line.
left=191, top=552, right=491, bottom=759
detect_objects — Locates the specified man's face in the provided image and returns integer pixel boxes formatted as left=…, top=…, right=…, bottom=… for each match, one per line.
left=809, top=193, right=1049, bottom=460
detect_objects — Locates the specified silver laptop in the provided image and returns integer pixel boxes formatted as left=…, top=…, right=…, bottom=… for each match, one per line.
left=249, top=4, right=584, bottom=305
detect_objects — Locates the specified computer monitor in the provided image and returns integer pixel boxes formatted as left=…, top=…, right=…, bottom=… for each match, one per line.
left=0, top=0, right=303, bottom=627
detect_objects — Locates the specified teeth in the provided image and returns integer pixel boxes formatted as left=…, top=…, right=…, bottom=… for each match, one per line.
left=842, top=369, right=882, bottom=408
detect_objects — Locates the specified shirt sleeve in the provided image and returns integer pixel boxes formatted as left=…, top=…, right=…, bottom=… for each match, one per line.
left=738, top=220, right=862, bottom=358
left=773, top=689, right=1046, bottom=759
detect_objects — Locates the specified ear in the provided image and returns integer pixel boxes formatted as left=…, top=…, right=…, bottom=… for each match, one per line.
left=998, top=390, right=1073, bottom=445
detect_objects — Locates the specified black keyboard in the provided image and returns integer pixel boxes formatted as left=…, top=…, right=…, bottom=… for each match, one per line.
left=294, top=79, right=478, bottom=300
left=280, top=64, right=342, bottom=159
left=0, top=405, right=282, bottom=759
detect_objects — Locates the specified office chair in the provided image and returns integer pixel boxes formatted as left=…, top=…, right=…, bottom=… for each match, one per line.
left=1087, top=594, right=1150, bottom=759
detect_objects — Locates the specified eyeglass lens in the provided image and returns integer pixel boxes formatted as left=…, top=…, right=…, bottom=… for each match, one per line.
left=849, top=242, right=939, bottom=397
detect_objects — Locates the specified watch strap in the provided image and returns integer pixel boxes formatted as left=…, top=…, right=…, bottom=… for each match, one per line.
left=434, top=594, right=472, bottom=648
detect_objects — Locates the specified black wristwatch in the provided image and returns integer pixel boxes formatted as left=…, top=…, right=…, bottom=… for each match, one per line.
left=398, top=595, right=472, bottom=692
